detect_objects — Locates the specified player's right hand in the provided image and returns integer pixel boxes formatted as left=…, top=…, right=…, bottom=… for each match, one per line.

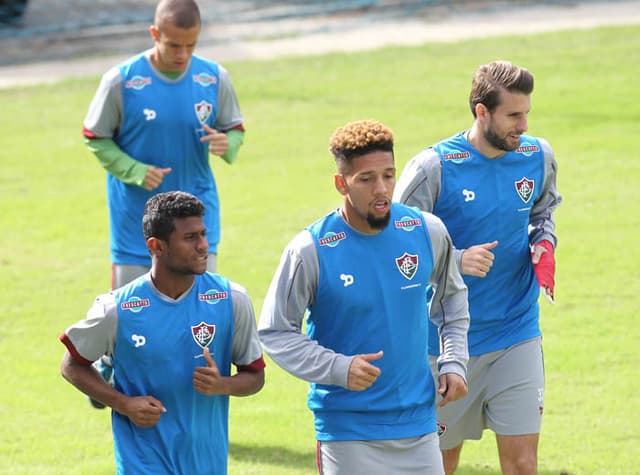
left=460, top=241, right=498, bottom=277
left=143, top=166, right=172, bottom=191
left=122, top=395, right=166, bottom=428
left=347, top=351, right=383, bottom=391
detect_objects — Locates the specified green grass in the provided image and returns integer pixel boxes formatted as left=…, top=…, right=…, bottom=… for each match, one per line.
left=1, top=24, right=639, bottom=474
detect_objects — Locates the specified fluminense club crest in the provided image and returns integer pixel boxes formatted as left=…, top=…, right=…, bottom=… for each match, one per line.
left=515, top=176, right=535, bottom=203
left=191, top=321, right=216, bottom=349
left=194, top=100, right=213, bottom=124
left=395, top=252, right=418, bottom=280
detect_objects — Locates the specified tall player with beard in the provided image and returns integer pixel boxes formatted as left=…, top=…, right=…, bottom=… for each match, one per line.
left=259, top=120, right=470, bottom=474
left=394, top=60, right=562, bottom=475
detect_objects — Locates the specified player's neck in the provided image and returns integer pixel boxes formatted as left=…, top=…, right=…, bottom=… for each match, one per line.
left=150, top=268, right=195, bottom=300
left=466, top=126, right=503, bottom=159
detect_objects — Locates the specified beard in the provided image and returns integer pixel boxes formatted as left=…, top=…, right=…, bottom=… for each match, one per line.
left=484, top=125, right=520, bottom=152
left=366, top=211, right=391, bottom=230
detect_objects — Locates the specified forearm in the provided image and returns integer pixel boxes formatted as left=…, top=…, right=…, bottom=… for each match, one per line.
left=224, top=369, right=265, bottom=396
left=60, top=352, right=128, bottom=412
left=259, top=328, right=352, bottom=387
left=85, top=137, right=148, bottom=187
left=219, top=129, right=244, bottom=164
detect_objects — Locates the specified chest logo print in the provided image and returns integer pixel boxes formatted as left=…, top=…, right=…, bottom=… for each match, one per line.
left=462, top=189, right=475, bottom=202
left=396, top=252, right=419, bottom=280
left=194, top=100, right=213, bottom=124
left=515, top=177, right=535, bottom=203
left=191, top=321, right=216, bottom=349
left=340, top=274, right=354, bottom=287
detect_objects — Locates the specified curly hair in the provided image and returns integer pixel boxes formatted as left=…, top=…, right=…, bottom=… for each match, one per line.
left=143, top=191, right=205, bottom=241
left=328, top=120, right=394, bottom=171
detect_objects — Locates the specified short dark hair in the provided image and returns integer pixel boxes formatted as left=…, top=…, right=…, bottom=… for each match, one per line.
left=155, top=0, right=201, bottom=30
left=328, top=119, right=394, bottom=173
left=143, top=191, right=205, bottom=241
left=469, top=60, right=534, bottom=118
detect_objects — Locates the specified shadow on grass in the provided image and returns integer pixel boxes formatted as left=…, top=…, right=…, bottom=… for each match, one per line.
left=230, top=441, right=315, bottom=470
left=230, top=443, right=573, bottom=475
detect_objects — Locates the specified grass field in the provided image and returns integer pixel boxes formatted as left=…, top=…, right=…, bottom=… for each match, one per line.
left=1, top=23, right=639, bottom=475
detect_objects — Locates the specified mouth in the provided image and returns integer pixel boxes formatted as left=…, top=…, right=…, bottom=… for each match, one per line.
left=372, top=199, right=390, bottom=214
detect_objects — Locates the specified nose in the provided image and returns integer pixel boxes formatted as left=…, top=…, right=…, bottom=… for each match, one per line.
left=197, top=234, right=208, bottom=251
left=517, top=115, right=528, bottom=133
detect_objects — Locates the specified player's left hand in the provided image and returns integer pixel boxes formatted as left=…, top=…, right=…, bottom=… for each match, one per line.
left=193, top=347, right=228, bottom=395
left=201, top=124, right=229, bottom=157
left=437, top=373, right=467, bottom=408
left=531, top=240, right=555, bottom=303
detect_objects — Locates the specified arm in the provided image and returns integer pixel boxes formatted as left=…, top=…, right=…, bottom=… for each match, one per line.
left=395, top=149, right=496, bottom=277
left=193, top=282, right=265, bottom=397
left=529, top=139, right=562, bottom=300
left=82, top=68, right=171, bottom=190
left=59, top=294, right=166, bottom=427
left=258, top=230, right=354, bottom=388
left=529, top=138, right=562, bottom=247
left=210, top=65, right=245, bottom=164
left=423, top=212, right=470, bottom=404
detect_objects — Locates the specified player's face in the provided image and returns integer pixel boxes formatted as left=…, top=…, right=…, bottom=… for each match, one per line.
left=483, top=89, right=530, bottom=153
left=336, top=150, right=396, bottom=234
left=164, top=216, right=209, bottom=275
left=150, top=21, right=200, bottom=72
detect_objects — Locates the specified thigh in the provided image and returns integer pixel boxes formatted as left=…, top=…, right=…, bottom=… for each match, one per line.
left=317, top=434, right=444, bottom=475
left=485, top=337, right=544, bottom=436
left=112, top=263, right=149, bottom=289
left=430, top=355, right=488, bottom=450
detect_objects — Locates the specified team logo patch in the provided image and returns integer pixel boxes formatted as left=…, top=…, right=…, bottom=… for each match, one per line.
left=191, top=321, right=216, bottom=349
left=515, top=141, right=540, bottom=157
left=193, top=72, right=218, bottom=87
left=120, top=296, right=151, bottom=313
left=125, top=75, right=152, bottom=90
left=319, top=231, right=346, bottom=248
left=443, top=150, right=471, bottom=163
left=395, top=252, right=418, bottom=280
left=199, top=289, right=229, bottom=305
left=194, top=100, right=213, bottom=124
left=394, top=216, right=422, bottom=232
left=437, top=421, right=447, bottom=437
left=515, top=177, right=535, bottom=203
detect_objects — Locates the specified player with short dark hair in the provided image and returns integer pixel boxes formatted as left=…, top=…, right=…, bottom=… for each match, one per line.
left=259, top=119, right=470, bottom=475
left=83, top=0, right=245, bottom=289
left=60, top=191, right=265, bottom=475
left=394, top=60, right=562, bottom=475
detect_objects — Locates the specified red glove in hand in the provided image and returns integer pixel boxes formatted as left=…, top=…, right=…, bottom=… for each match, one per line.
left=531, top=240, right=555, bottom=302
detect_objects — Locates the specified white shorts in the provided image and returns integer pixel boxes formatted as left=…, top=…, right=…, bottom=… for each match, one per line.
left=317, top=432, right=443, bottom=475
left=430, top=337, right=544, bottom=450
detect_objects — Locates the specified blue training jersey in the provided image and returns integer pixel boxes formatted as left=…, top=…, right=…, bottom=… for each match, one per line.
left=429, top=132, right=543, bottom=355
left=306, top=204, right=437, bottom=441
left=111, top=272, right=233, bottom=475
left=108, top=53, right=222, bottom=265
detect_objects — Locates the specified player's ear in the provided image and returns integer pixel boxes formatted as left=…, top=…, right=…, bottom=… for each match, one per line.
left=149, top=24, right=160, bottom=42
left=147, top=237, right=166, bottom=256
left=334, top=174, right=347, bottom=196
left=475, top=103, right=488, bottom=120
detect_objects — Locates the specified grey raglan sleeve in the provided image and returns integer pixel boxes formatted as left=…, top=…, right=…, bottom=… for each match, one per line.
left=229, top=282, right=264, bottom=368
left=423, top=212, right=469, bottom=381
left=83, top=66, right=123, bottom=138
left=62, top=293, right=118, bottom=363
left=214, top=65, right=244, bottom=131
left=529, top=138, right=562, bottom=247
left=258, top=230, right=353, bottom=388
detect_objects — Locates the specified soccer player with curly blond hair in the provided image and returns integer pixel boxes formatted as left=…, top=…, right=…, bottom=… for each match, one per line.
left=259, top=119, right=470, bottom=474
